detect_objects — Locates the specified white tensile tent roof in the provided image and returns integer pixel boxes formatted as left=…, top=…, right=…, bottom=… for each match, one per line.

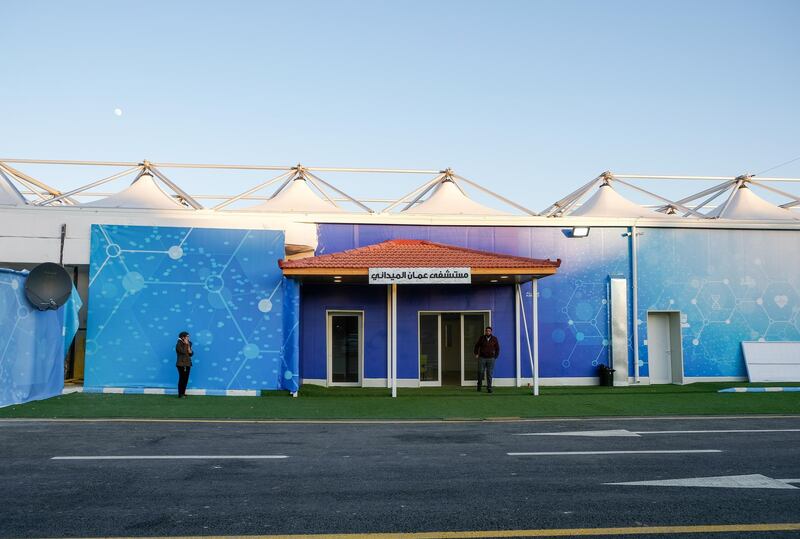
left=403, top=179, right=508, bottom=215
left=240, top=178, right=343, bottom=213
left=569, top=183, right=669, bottom=218
left=81, top=173, right=187, bottom=210
left=0, top=175, right=27, bottom=205
left=706, top=185, right=798, bottom=220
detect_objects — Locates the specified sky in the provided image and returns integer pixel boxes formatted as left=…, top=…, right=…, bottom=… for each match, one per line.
left=1, top=0, right=799, bottom=210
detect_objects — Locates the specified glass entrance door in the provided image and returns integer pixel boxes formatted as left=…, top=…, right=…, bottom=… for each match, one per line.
left=419, top=311, right=490, bottom=386
left=419, top=314, right=440, bottom=384
left=462, top=313, right=489, bottom=384
left=328, top=312, right=362, bottom=386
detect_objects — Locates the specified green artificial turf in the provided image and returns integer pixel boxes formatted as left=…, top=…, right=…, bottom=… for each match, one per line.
left=1, top=382, right=799, bottom=420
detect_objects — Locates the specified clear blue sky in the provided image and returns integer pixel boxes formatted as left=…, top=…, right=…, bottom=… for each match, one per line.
left=2, top=0, right=799, bottom=208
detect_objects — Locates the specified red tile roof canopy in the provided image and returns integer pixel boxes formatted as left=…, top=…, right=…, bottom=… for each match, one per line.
left=279, top=239, right=560, bottom=278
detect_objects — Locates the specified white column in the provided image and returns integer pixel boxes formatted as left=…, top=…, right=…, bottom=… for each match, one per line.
left=386, top=285, right=392, bottom=389
left=514, top=282, right=521, bottom=387
left=391, top=283, right=398, bottom=398
left=532, top=278, right=539, bottom=397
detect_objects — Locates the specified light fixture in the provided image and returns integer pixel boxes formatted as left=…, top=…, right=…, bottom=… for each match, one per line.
left=490, top=279, right=498, bottom=283
left=500, top=275, right=509, bottom=279
left=571, top=226, right=590, bottom=238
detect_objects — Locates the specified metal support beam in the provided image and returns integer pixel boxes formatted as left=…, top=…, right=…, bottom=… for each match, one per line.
left=148, top=166, right=204, bottom=209
left=0, top=161, right=74, bottom=203
left=0, top=166, right=31, bottom=203
left=540, top=174, right=603, bottom=216
left=611, top=177, right=709, bottom=218
left=713, top=178, right=745, bottom=219
left=381, top=172, right=445, bottom=213
left=303, top=170, right=375, bottom=213
left=301, top=171, right=341, bottom=208
left=212, top=170, right=294, bottom=210
left=748, top=179, right=800, bottom=207
left=400, top=173, right=447, bottom=212
left=38, top=166, right=143, bottom=206
left=452, top=173, right=539, bottom=216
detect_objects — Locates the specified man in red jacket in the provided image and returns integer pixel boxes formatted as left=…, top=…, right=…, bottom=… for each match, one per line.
left=473, top=326, right=500, bottom=393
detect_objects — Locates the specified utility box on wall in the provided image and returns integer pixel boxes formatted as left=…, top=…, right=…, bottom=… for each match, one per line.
left=609, top=276, right=629, bottom=386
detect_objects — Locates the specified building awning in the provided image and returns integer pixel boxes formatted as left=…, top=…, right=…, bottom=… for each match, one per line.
left=278, top=239, right=560, bottom=283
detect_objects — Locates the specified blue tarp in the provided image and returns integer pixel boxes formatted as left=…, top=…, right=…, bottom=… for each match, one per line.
left=0, top=268, right=81, bottom=408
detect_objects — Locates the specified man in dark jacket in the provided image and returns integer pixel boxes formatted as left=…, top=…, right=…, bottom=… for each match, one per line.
left=175, top=331, right=193, bottom=398
left=473, top=326, right=499, bottom=393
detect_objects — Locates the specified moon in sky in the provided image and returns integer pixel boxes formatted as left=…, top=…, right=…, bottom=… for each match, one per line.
left=114, top=108, right=123, bottom=117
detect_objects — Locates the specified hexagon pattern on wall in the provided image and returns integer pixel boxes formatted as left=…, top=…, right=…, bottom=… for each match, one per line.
left=638, top=228, right=800, bottom=377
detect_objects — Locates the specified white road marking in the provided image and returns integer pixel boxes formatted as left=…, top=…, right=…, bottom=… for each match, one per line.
left=640, top=429, right=800, bottom=434
left=508, top=450, right=722, bottom=456
left=51, top=455, right=288, bottom=460
left=516, top=428, right=800, bottom=437
left=606, top=474, right=799, bottom=490
left=517, top=429, right=640, bottom=437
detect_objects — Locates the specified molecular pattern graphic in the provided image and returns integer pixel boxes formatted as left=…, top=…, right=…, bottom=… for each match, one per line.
left=85, top=224, right=297, bottom=390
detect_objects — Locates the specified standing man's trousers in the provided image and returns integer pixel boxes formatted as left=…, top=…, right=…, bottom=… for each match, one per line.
left=177, top=366, right=191, bottom=396
left=477, top=357, right=496, bottom=390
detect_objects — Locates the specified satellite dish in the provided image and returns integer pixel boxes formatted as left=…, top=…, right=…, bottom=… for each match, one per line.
left=25, top=262, right=73, bottom=310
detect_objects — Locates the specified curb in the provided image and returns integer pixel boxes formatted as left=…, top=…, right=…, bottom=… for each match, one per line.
left=63, top=387, right=259, bottom=397
left=719, top=387, right=800, bottom=393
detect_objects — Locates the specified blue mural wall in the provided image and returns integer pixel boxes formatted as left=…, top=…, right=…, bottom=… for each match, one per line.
left=314, top=224, right=632, bottom=380
left=0, top=268, right=81, bottom=407
left=638, top=228, right=800, bottom=377
left=86, top=225, right=298, bottom=391
left=300, top=283, right=388, bottom=381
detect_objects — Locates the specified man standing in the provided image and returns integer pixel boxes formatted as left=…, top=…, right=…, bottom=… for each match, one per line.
left=474, top=326, right=499, bottom=393
left=175, top=331, right=193, bottom=398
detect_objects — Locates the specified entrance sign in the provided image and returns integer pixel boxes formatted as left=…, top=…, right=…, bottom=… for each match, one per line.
left=369, top=267, right=471, bottom=284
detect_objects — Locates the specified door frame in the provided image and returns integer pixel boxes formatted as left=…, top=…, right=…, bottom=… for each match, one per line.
left=326, top=310, right=364, bottom=387
left=417, top=310, right=492, bottom=387
left=646, top=310, right=684, bottom=385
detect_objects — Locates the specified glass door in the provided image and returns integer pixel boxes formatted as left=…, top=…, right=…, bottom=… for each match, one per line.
left=328, top=312, right=362, bottom=386
left=462, top=313, right=490, bottom=384
left=419, top=314, right=440, bottom=385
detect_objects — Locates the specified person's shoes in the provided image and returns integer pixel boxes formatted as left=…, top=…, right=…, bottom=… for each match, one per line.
left=476, top=386, right=481, bottom=392
left=488, top=388, right=493, bottom=394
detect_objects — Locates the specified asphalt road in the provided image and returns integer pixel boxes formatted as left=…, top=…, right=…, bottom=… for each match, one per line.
left=1, top=416, right=800, bottom=538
